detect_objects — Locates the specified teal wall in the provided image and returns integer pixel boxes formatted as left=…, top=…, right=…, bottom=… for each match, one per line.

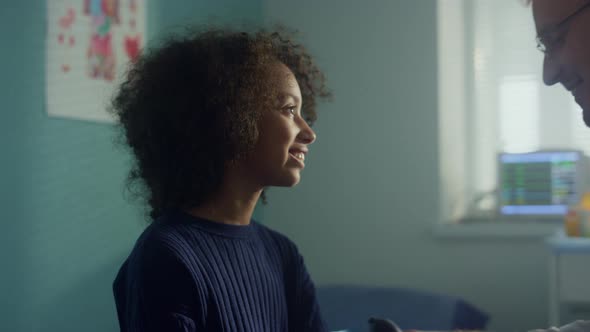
left=262, top=1, right=549, bottom=331
left=1, top=1, right=263, bottom=331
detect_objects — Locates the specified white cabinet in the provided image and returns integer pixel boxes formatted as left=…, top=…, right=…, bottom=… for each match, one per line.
left=547, top=235, right=590, bottom=326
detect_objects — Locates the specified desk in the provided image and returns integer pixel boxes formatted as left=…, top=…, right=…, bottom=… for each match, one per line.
left=547, top=234, right=590, bottom=326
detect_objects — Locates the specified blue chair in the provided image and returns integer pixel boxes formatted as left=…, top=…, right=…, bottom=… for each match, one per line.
left=317, top=285, right=489, bottom=332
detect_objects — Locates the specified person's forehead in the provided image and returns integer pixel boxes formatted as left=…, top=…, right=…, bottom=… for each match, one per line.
left=271, top=63, right=300, bottom=94
left=533, top=0, right=588, bottom=33
left=272, top=62, right=296, bottom=81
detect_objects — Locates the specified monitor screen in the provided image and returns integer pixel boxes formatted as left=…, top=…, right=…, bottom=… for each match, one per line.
left=499, top=151, right=583, bottom=216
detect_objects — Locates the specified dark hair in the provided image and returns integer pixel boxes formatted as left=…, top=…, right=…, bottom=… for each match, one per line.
left=110, top=25, right=331, bottom=220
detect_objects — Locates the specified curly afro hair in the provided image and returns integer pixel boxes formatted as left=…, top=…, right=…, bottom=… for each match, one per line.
left=110, top=25, right=331, bottom=220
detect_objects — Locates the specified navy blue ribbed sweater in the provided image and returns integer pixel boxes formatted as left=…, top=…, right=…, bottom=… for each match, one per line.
left=113, top=210, right=326, bottom=332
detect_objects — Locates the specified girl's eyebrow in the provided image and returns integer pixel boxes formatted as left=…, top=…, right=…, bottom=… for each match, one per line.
left=280, top=92, right=301, bottom=104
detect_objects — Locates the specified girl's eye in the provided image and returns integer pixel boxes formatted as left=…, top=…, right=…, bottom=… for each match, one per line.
left=283, top=105, right=297, bottom=117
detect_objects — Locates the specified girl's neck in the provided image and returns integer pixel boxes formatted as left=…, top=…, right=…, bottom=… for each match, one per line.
left=187, top=167, right=262, bottom=226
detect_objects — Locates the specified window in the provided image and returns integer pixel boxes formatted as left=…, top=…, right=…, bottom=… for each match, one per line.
left=498, top=75, right=539, bottom=153
left=437, top=0, right=586, bottom=223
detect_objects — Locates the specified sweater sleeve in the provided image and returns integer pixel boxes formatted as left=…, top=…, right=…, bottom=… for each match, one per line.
left=288, top=248, right=327, bottom=332
left=120, top=236, right=205, bottom=332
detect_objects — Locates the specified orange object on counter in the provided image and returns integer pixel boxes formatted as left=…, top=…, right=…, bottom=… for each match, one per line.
left=581, top=192, right=590, bottom=209
left=565, top=209, right=581, bottom=237
left=565, top=192, right=590, bottom=237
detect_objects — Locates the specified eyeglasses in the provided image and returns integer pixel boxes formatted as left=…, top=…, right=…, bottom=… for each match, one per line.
left=536, top=1, right=590, bottom=56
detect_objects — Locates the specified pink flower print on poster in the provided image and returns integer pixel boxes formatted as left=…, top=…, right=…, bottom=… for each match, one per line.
left=124, top=35, right=141, bottom=62
left=84, top=0, right=120, bottom=81
left=124, top=0, right=142, bottom=63
left=57, top=7, right=76, bottom=73
left=45, top=0, right=147, bottom=122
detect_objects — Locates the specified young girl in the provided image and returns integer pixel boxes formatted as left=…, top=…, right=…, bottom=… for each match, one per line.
left=111, top=26, right=331, bottom=332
